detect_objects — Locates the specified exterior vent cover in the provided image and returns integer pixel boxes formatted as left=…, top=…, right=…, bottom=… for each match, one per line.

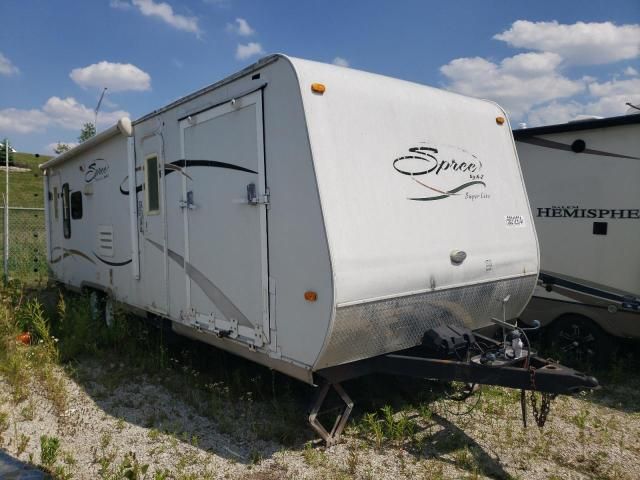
left=97, top=225, right=114, bottom=257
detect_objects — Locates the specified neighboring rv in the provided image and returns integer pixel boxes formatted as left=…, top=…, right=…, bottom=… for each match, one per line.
left=515, top=114, right=640, bottom=360
left=42, top=55, right=599, bottom=442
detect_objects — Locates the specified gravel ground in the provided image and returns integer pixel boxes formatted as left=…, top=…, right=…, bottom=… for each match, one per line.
left=0, top=358, right=639, bottom=479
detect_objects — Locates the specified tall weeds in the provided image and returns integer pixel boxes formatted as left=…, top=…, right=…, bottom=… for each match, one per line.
left=0, top=283, right=62, bottom=408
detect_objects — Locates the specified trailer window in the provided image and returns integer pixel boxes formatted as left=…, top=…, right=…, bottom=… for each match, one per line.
left=62, top=183, right=71, bottom=238
left=145, top=155, right=160, bottom=215
left=53, top=187, right=58, bottom=219
left=70, top=191, right=83, bottom=219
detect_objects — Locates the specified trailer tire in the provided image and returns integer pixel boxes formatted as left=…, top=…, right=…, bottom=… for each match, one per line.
left=547, top=315, right=614, bottom=367
left=89, top=290, right=115, bottom=329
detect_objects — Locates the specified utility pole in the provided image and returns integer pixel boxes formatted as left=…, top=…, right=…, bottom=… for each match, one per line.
left=4, top=138, right=9, bottom=282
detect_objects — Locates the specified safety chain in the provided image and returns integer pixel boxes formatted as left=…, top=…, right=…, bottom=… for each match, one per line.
left=529, top=367, right=556, bottom=428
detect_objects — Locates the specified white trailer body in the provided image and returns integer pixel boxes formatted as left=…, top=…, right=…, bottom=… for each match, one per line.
left=515, top=114, right=640, bottom=339
left=41, top=55, right=538, bottom=383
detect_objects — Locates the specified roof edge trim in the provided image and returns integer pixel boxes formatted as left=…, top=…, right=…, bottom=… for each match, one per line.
left=514, top=114, right=640, bottom=138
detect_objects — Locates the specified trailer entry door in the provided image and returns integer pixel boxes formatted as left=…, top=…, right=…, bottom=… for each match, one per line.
left=179, top=91, right=269, bottom=345
left=139, top=137, right=168, bottom=315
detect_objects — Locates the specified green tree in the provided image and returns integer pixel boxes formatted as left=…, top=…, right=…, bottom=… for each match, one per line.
left=54, top=142, right=71, bottom=155
left=0, top=139, right=14, bottom=166
left=78, top=122, right=96, bottom=143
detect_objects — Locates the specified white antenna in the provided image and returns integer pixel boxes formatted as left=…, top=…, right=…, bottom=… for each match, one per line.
left=94, top=87, right=108, bottom=127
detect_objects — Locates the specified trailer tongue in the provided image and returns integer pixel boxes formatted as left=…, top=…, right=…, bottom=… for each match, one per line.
left=311, top=318, right=598, bottom=446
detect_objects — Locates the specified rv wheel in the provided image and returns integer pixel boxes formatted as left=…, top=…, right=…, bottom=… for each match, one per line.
left=89, top=290, right=115, bottom=328
left=548, top=315, right=612, bottom=367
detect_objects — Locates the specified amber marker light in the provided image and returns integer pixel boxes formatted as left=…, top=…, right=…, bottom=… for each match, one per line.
left=311, top=83, right=326, bottom=94
left=496, top=116, right=505, bottom=125
left=304, top=291, right=318, bottom=302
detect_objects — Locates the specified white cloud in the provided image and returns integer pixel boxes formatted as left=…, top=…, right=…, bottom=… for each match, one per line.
left=332, top=57, right=350, bottom=67
left=235, top=42, right=264, bottom=60
left=440, top=20, right=640, bottom=127
left=70, top=61, right=151, bottom=92
left=227, top=18, right=254, bottom=36
left=0, top=97, right=129, bottom=134
left=526, top=101, right=585, bottom=126
left=43, top=97, right=129, bottom=130
left=0, top=52, right=19, bottom=76
left=588, top=77, right=640, bottom=98
left=527, top=77, right=640, bottom=125
left=113, top=0, right=201, bottom=36
left=0, top=108, right=49, bottom=134
left=500, top=51, right=562, bottom=75
left=440, top=52, right=584, bottom=118
left=585, top=77, right=640, bottom=117
left=494, top=21, right=640, bottom=65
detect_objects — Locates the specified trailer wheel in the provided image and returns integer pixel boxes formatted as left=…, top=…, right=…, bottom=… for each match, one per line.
left=547, top=315, right=613, bottom=367
left=89, top=290, right=115, bottom=329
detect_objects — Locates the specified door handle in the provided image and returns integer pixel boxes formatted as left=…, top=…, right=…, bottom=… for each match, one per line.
left=179, top=190, right=197, bottom=209
left=247, top=183, right=270, bottom=206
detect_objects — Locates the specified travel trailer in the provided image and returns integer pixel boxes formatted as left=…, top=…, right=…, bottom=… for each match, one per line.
left=41, top=55, right=596, bottom=443
left=515, top=113, right=640, bottom=361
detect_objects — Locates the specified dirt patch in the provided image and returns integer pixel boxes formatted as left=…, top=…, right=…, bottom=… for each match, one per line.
left=1, top=358, right=639, bottom=479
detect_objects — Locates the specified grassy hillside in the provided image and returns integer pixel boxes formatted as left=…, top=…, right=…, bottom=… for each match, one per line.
left=3, top=152, right=51, bottom=208
left=0, top=152, right=52, bottom=284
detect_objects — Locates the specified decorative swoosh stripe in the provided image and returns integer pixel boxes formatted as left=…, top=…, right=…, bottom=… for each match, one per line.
left=93, top=253, right=133, bottom=266
left=120, top=159, right=257, bottom=195
left=50, top=248, right=96, bottom=265
left=518, top=137, right=640, bottom=160
left=410, top=176, right=458, bottom=196
left=50, top=246, right=131, bottom=267
left=119, top=182, right=143, bottom=195
left=146, top=239, right=254, bottom=328
left=119, top=166, right=143, bottom=195
left=164, top=163, right=193, bottom=180
left=409, top=181, right=486, bottom=201
left=166, top=159, right=258, bottom=175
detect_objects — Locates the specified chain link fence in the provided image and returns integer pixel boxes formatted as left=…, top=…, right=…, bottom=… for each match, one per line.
left=0, top=205, right=48, bottom=285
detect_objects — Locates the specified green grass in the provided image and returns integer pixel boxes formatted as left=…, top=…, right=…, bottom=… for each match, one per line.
left=5, top=152, right=50, bottom=208
left=2, top=284, right=640, bottom=479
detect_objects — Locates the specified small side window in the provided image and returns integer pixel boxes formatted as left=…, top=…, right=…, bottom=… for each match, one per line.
left=62, top=183, right=71, bottom=238
left=144, top=154, right=160, bottom=215
left=71, top=191, right=83, bottom=219
left=53, top=186, right=59, bottom=220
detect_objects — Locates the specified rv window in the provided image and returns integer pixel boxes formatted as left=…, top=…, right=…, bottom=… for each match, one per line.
left=145, top=155, right=160, bottom=215
left=53, top=187, right=58, bottom=220
left=70, top=191, right=83, bottom=219
left=62, top=183, right=71, bottom=238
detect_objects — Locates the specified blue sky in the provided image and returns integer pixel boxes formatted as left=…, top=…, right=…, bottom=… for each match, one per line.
left=0, top=0, right=638, bottom=154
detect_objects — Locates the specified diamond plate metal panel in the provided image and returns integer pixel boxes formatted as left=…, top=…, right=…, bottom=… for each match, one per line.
left=314, top=275, right=537, bottom=369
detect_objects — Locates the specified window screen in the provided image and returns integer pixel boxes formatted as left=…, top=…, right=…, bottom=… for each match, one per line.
left=145, top=155, right=160, bottom=214
left=71, top=191, right=83, bottom=219
left=62, top=183, right=71, bottom=238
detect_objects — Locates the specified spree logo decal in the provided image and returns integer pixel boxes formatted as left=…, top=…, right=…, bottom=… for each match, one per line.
left=393, top=144, right=488, bottom=201
left=84, top=159, right=109, bottom=183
